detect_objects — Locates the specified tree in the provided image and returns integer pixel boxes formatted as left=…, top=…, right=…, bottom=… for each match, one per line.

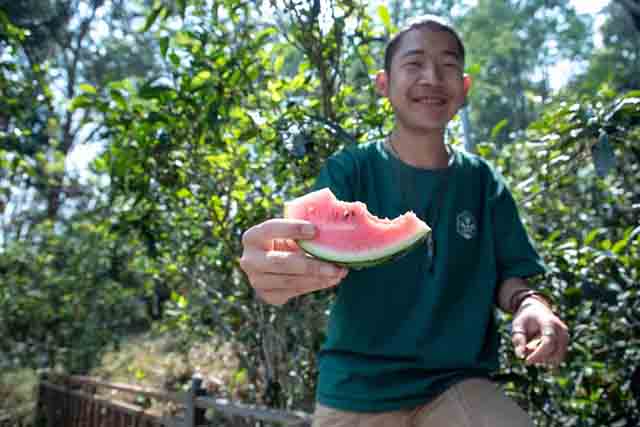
left=484, top=89, right=640, bottom=426
left=459, top=0, right=592, bottom=145
left=1, top=1, right=638, bottom=426
left=0, top=0, right=160, bottom=223
left=572, top=1, right=640, bottom=94
left=0, top=0, right=162, bottom=374
left=614, top=0, right=640, bottom=31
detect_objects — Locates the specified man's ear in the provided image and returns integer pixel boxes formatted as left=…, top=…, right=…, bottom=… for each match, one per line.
left=463, top=74, right=472, bottom=96
left=375, top=70, right=389, bottom=97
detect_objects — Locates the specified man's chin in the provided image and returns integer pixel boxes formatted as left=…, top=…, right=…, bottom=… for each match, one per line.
left=396, top=118, right=449, bottom=134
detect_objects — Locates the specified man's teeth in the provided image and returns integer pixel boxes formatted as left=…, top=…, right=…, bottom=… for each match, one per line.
left=414, top=98, right=446, bottom=105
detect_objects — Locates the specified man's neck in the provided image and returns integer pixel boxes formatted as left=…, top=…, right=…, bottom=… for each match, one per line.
left=388, top=127, right=450, bottom=169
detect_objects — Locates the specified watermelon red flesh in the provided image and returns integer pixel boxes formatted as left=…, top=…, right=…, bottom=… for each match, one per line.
left=283, top=188, right=431, bottom=268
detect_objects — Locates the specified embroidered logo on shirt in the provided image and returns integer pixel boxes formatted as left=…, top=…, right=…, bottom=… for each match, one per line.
left=457, top=211, right=477, bottom=240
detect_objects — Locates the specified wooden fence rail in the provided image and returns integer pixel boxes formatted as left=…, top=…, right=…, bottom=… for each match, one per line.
left=36, top=374, right=312, bottom=427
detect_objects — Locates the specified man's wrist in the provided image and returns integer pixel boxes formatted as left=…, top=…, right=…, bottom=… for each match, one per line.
left=510, top=289, right=552, bottom=313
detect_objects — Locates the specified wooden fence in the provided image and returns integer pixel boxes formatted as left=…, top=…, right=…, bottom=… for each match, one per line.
left=35, top=374, right=312, bottom=427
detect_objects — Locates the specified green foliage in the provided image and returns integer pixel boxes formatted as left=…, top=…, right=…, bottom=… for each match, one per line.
left=486, top=91, right=640, bottom=426
left=83, top=0, right=387, bottom=411
left=0, top=369, right=37, bottom=424
left=572, top=1, right=640, bottom=94
left=87, top=1, right=638, bottom=423
left=0, top=0, right=167, bottom=381
left=459, top=0, right=593, bottom=145
left=1, top=1, right=639, bottom=426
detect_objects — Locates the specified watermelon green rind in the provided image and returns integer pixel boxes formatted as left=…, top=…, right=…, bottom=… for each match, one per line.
left=307, top=235, right=427, bottom=270
left=296, top=228, right=430, bottom=269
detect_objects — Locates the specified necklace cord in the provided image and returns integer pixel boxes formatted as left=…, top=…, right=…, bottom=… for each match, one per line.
left=384, top=136, right=451, bottom=273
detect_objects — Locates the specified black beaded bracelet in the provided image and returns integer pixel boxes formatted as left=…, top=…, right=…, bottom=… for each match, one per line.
left=509, top=289, right=552, bottom=313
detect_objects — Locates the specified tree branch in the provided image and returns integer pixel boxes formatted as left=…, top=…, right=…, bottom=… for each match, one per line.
left=61, top=4, right=99, bottom=154
left=522, top=150, right=591, bottom=203
left=614, top=0, right=640, bottom=16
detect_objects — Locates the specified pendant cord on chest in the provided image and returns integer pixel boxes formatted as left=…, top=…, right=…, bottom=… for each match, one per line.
left=386, top=137, right=452, bottom=274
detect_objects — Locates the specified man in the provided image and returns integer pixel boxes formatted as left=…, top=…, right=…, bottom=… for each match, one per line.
left=240, top=15, right=569, bottom=427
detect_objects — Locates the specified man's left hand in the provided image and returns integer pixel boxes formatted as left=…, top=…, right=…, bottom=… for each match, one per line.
left=511, top=299, right=569, bottom=367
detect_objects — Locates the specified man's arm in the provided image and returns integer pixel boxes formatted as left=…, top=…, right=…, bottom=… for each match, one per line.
left=496, top=277, right=569, bottom=366
left=496, top=277, right=551, bottom=313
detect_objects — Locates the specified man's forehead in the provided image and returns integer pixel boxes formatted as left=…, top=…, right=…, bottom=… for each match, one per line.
left=398, top=28, right=462, bottom=58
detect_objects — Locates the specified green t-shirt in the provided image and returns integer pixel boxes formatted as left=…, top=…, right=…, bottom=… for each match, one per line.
left=312, top=140, right=546, bottom=413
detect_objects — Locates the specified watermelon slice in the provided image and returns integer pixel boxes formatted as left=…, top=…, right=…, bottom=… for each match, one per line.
left=283, top=188, right=431, bottom=269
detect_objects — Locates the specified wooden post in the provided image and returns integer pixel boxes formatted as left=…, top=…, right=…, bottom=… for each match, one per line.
left=64, top=377, right=71, bottom=426
left=34, top=373, right=47, bottom=427
left=184, top=376, right=205, bottom=427
left=193, top=377, right=207, bottom=427
left=46, top=382, right=55, bottom=427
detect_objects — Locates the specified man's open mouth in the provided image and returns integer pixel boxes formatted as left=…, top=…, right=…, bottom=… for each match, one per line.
left=412, top=97, right=446, bottom=106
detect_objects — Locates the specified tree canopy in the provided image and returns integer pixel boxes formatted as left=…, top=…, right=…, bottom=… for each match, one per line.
left=1, top=1, right=638, bottom=425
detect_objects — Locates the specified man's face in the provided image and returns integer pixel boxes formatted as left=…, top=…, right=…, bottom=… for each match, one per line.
left=377, top=28, right=471, bottom=133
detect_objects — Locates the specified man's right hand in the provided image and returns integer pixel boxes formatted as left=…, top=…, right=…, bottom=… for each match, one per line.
left=239, top=219, right=348, bottom=306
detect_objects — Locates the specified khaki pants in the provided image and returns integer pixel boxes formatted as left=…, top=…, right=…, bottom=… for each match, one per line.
left=313, top=378, right=533, bottom=427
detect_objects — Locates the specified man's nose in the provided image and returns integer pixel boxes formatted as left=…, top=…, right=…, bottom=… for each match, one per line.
left=417, top=61, right=443, bottom=84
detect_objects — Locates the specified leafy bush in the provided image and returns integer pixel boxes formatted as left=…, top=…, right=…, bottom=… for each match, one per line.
left=1, top=1, right=638, bottom=426
left=487, top=91, right=640, bottom=426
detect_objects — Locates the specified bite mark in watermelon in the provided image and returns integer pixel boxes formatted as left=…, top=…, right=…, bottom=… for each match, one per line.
left=283, top=188, right=431, bottom=269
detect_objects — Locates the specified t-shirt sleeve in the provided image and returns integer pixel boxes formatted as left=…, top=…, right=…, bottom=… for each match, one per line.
left=312, top=148, right=359, bottom=202
left=489, top=169, right=547, bottom=284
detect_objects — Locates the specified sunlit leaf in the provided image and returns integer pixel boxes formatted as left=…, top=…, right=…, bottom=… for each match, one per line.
left=377, top=5, right=393, bottom=33
left=254, top=28, right=276, bottom=46
left=70, top=95, right=93, bottom=111
left=175, top=31, right=195, bottom=47
left=176, top=188, right=191, bottom=199
left=177, top=0, right=187, bottom=18
left=139, top=83, right=175, bottom=100
left=491, top=119, right=509, bottom=140
left=79, top=83, right=97, bottom=94
left=159, top=36, right=169, bottom=58
left=169, top=52, right=180, bottom=67
left=584, top=228, right=605, bottom=246
left=274, top=55, right=285, bottom=73
left=191, top=70, right=212, bottom=89
left=611, top=239, right=628, bottom=254
left=110, top=89, right=127, bottom=109
left=140, top=6, right=164, bottom=33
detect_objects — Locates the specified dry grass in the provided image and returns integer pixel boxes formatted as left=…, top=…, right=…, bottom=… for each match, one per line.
left=0, top=369, right=38, bottom=425
left=1, top=331, right=247, bottom=425
left=88, top=331, right=247, bottom=415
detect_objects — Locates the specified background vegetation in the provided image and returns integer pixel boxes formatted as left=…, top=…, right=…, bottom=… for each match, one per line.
left=0, top=0, right=638, bottom=426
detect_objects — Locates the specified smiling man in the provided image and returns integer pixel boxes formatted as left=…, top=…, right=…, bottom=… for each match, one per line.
left=240, top=15, right=569, bottom=427
left=377, top=21, right=471, bottom=166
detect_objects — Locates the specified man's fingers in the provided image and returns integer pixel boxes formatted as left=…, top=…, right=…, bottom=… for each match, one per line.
left=525, top=322, right=570, bottom=367
left=548, top=325, right=570, bottom=366
left=242, top=219, right=316, bottom=250
left=526, top=335, right=557, bottom=364
left=272, top=238, right=301, bottom=253
left=243, top=248, right=346, bottom=277
left=251, top=272, right=342, bottom=292
left=252, top=273, right=343, bottom=305
left=255, top=288, right=298, bottom=306
left=511, top=332, right=527, bottom=359
left=511, top=317, right=535, bottom=359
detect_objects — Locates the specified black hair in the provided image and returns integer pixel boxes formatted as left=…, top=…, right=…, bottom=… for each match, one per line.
left=383, top=15, right=465, bottom=74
